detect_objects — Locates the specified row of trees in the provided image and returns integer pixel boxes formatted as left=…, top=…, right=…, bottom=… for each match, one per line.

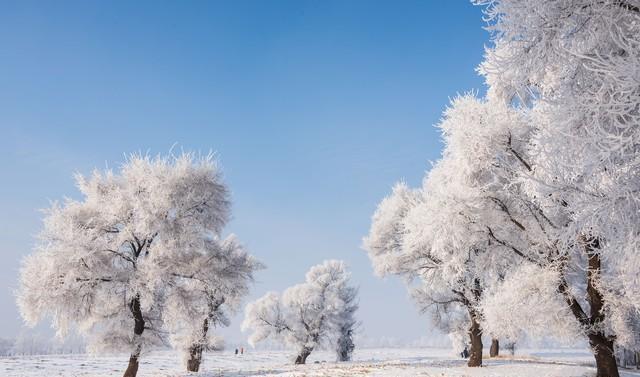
left=242, top=260, right=359, bottom=364
left=16, top=152, right=361, bottom=376
left=17, top=153, right=262, bottom=377
left=364, top=1, right=640, bottom=376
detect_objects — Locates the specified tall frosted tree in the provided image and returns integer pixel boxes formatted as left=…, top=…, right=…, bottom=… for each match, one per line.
left=17, top=153, right=260, bottom=377
left=364, top=1, right=640, bottom=374
left=242, top=260, right=358, bottom=364
left=363, top=94, right=535, bottom=367
left=473, top=1, right=640, bottom=375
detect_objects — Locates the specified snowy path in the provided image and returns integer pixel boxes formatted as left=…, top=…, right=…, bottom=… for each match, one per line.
left=3, top=348, right=640, bottom=377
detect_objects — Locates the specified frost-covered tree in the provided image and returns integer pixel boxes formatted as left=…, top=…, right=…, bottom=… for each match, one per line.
left=473, top=1, right=640, bottom=375
left=158, top=235, right=261, bottom=372
left=363, top=94, right=538, bottom=367
left=334, top=278, right=358, bottom=362
left=242, top=260, right=358, bottom=364
left=363, top=1, right=639, bottom=374
left=17, top=153, right=259, bottom=377
left=364, top=173, right=488, bottom=367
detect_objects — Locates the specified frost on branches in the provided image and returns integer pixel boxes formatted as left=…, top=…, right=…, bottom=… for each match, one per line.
left=363, top=93, right=542, bottom=367
left=242, top=260, right=358, bottom=364
left=473, top=1, right=640, bottom=376
left=159, top=234, right=262, bottom=372
left=366, top=1, right=640, bottom=376
left=16, top=153, right=261, bottom=377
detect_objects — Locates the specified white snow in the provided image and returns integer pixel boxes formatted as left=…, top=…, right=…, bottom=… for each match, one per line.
left=3, top=347, right=640, bottom=377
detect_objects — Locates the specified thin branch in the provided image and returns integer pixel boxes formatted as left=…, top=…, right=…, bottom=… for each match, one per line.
left=507, top=132, right=532, bottom=172
left=486, top=226, right=541, bottom=266
left=487, top=196, right=526, bottom=231
left=105, top=249, right=136, bottom=266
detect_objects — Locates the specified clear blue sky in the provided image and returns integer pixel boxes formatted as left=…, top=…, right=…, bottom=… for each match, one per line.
left=0, top=1, right=487, bottom=343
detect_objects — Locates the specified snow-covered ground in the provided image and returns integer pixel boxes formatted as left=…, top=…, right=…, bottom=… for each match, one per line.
left=3, top=347, right=640, bottom=377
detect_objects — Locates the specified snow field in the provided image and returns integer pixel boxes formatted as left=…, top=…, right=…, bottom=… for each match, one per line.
left=3, top=347, right=640, bottom=377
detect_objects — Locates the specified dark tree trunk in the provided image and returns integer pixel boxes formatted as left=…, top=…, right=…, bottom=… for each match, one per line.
left=123, top=295, right=145, bottom=377
left=465, top=278, right=483, bottom=367
left=584, top=240, right=619, bottom=377
left=186, top=345, right=203, bottom=372
left=556, top=237, right=619, bottom=377
left=490, top=338, right=499, bottom=358
left=295, top=347, right=312, bottom=364
left=186, top=318, right=209, bottom=372
left=589, top=333, right=618, bottom=377
left=123, top=349, right=140, bottom=377
left=184, top=297, right=224, bottom=372
left=468, top=315, right=483, bottom=367
left=187, top=318, right=209, bottom=372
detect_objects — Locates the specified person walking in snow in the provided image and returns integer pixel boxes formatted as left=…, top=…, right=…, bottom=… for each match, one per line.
left=461, top=346, right=469, bottom=359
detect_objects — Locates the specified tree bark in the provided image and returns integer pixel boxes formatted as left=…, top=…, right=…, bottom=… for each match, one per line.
left=490, top=338, right=499, bottom=358
left=466, top=278, right=483, bottom=367
left=123, top=295, right=145, bottom=377
left=556, top=237, right=619, bottom=377
left=185, top=318, right=209, bottom=372
left=589, top=333, right=618, bottom=377
left=584, top=239, right=618, bottom=377
left=295, top=347, right=312, bottom=364
left=468, top=315, right=483, bottom=367
left=123, top=348, right=141, bottom=377
left=186, top=344, right=203, bottom=372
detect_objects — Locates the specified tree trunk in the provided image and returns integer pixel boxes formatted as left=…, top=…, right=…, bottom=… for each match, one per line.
left=186, top=344, right=203, bottom=372
left=123, top=295, right=145, bottom=377
left=468, top=315, right=483, bottom=367
left=466, top=278, right=483, bottom=367
left=583, top=239, right=619, bottom=377
left=589, top=333, right=618, bottom=377
left=490, top=338, right=499, bottom=358
left=123, top=349, right=140, bottom=377
left=186, top=318, right=209, bottom=372
left=295, top=347, right=312, bottom=364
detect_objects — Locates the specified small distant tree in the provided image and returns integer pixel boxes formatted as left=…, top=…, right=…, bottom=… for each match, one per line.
left=17, top=152, right=259, bottom=377
left=242, top=260, right=358, bottom=364
left=334, top=280, right=358, bottom=362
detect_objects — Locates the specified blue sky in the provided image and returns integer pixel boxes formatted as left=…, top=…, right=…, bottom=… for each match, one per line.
left=0, top=1, right=488, bottom=343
